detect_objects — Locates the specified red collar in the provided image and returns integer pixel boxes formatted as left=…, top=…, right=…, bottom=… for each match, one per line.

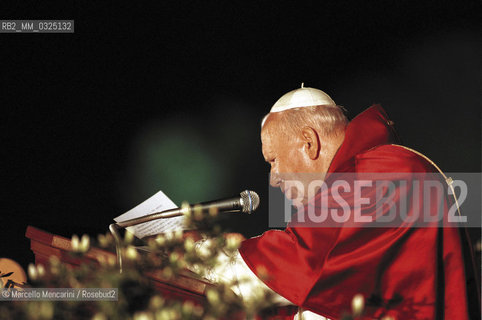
left=328, top=105, right=400, bottom=173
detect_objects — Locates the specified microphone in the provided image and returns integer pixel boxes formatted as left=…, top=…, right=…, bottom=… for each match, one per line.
left=116, top=190, right=260, bottom=228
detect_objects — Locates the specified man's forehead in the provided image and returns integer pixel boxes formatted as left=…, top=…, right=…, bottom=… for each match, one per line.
left=261, top=116, right=281, bottom=158
left=261, top=119, right=276, bottom=146
left=261, top=132, right=274, bottom=154
left=261, top=114, right=281, bottom=137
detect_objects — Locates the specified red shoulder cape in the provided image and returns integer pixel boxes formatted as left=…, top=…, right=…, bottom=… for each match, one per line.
left=240, top=105, right=476, bottom=319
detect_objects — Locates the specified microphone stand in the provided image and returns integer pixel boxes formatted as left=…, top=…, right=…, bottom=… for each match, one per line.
left=108, top=223, right=124, bottom=273
left=108, top=190, right=259, bottom=273
left=116, top=208, right=185, bottom=228
left=108, top=208, right=187, bottom=273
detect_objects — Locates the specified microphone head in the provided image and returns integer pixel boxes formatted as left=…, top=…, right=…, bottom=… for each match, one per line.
left=240, top=190, right=260, bottom=214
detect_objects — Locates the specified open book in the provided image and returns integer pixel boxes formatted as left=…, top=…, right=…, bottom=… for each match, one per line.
left=114, top=191, right=187, bottom=239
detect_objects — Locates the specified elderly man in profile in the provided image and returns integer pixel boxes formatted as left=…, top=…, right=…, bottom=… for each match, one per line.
left=210, top=86, right=477, bottom=320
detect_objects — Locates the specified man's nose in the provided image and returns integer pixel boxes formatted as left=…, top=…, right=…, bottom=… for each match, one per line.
left=270, top=171, right=282, bottom=188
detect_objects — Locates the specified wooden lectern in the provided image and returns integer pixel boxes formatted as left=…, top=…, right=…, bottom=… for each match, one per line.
left=25, top=226, right=211, bottom=305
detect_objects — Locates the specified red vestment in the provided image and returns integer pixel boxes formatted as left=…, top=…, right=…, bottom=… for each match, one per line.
left=240, top=105, right=478, bottom=319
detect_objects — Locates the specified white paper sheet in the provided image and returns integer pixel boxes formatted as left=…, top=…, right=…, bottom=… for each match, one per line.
left=114, top=190, right=186, bottom=238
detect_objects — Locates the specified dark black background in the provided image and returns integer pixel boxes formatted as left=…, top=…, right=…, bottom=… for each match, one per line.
left=1, top=1, right=480, bottom=269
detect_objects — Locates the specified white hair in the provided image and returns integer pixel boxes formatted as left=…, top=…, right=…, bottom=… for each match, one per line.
left=262, top=104, right=348, bottom=139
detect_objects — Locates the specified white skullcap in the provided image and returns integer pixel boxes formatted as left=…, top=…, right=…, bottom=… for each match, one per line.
left=270, top=85, right=336, bottom=113
left=262, top=84, right=336, bottom=127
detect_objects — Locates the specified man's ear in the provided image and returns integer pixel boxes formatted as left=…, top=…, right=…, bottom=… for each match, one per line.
left=301, top=127, right=320, bottom=160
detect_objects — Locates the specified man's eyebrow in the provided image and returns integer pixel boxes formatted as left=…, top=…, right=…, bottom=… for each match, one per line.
left=263, top=150, right=275, bottom=161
